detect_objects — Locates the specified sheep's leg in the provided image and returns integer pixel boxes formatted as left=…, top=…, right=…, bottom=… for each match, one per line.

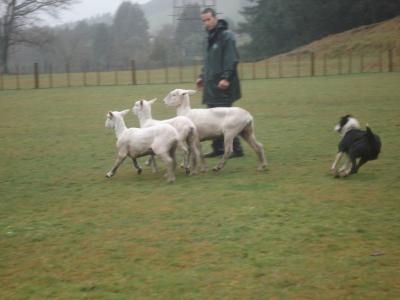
left=179, top=141, right=190, bottom=175
left=149, top=155, right=159, bottom=173
left=132, top=158, right=142, bottom=175
left=213, top=134, right=234, bottom=172
left=158, top=151, right=176, bottom=183
left=240, top=125, right=267, bottom=171
left=106, top=155, right=127, bottom=178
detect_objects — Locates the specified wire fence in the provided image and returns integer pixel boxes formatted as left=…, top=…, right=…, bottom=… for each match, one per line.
left=1, top=48, right=399, bottom=91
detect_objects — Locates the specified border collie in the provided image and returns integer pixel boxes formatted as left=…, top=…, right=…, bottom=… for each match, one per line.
left=331, top=115, right=381, bottom=177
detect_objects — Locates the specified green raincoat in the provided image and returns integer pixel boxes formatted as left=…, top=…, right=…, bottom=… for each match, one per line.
left=200, top=19, right=241, bottom=105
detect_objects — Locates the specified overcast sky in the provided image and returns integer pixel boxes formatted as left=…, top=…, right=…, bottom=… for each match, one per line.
left=43, top=0, right=150, bottom=25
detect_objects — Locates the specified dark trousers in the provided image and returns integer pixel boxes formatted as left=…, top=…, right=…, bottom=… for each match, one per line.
left=207, top=103, right=243, bottom=154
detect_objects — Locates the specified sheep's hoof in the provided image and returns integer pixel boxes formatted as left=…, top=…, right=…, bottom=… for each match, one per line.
left=137, top=168, right=143, bottom=175
left=212, top=166, right=221, bottom=172
left=166, top=177, right=176, bottom=183
left=105, top=172, right=113, bottom=178
left=257, top=164, right=267, bottom=171
left=185, top=168, right=191, bottom=176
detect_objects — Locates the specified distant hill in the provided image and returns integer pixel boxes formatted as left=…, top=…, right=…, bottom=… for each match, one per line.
left=279, top=16, right=400, bottom=58
left=142, top=0, right=253, bottom=32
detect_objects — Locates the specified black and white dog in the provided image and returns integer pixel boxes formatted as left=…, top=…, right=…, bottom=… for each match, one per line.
left=331, top=115, right=381, bottom=177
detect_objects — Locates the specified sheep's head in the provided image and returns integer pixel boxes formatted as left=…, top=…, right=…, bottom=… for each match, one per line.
left=132, top=98, right=157, bottom=116
left=105, top=110, right=129, bottom=128
left=163, top=89, right=196, bottom=107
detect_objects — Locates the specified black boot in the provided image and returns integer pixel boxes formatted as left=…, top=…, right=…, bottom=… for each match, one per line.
left=204, top=137, right=224, bottom=158
left=230, top=137, right=244, bottom=158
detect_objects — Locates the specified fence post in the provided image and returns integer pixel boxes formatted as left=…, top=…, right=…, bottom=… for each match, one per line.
left=49, top=64, right=53, bottom=88
left=131, top=60, right=137, bottom=85
left=114, top=70, right=119, bottom=85
left=296, top=53, right=301, bottom=77
left=0, top=70, right=3, bottom=90
left=65, top=63, right=71, bottom=87
left=278, top=56, right=282, bottom=78
left=146, top=63, right=150, bottom=85
left=252, top=59, right=256, bottom=80
left=388, top=48, right=394, bottom=72
left=16, top=65, right=20, bottom=90
left=310, top=52, right=315, bottom=76
left=265, top=59, right=269, bottom=78
left=96, top=65, right=101, bottom=86
left=239, top=62, right=244, bottom=80
left=179, top=60, right=183, bottom=83
left=33, top=62, right=39, bottom=89
left=82, top=68, right=87, bottom=86
left=164, top=61, right=169, bottom=84
left=193, top=59, right=197, bottom=82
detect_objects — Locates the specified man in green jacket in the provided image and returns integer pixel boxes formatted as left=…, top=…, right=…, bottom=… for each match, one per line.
left=196, top=7, right=243, bottom=158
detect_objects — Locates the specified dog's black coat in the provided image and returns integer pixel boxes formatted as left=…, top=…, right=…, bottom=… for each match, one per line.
left=339, top=126, right=381, bottom=174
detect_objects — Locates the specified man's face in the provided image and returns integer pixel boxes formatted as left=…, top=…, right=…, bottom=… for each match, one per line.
left=201, top=12, right=218, bottom=31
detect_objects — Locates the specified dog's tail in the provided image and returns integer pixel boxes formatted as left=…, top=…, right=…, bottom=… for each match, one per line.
left=366, top=124, right=382, bottom=158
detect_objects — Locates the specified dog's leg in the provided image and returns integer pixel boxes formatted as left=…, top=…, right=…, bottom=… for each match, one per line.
left=331, top=152, right=344, bottom=175
left=352, top=157, right=367, bottom=174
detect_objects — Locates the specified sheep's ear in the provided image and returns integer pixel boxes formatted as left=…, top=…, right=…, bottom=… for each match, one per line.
left=149, top=98, right=157, bottom=104
left=140, top=100, right=144, bottom=107
left=108, top=111, right=114, bottom=118
left=121, top=109, right=130, bottom=116
left=186, top=90, right=196, bottom=95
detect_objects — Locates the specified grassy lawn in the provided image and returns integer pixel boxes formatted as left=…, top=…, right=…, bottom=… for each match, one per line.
left=0, top=73, right=399, bottom=299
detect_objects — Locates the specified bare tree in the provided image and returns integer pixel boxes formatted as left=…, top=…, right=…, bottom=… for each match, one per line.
left=0, top=0, right=77, bottom=73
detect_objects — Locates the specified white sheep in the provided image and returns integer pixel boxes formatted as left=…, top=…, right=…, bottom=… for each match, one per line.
left=163, top=89, right=267, bottom=172
left=132, top=98, right=205, bottom=175
left=105, top=109, right=178, bottom=183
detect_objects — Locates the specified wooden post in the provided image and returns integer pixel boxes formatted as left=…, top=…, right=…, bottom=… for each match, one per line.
left=265, top=59, right=269, bottom=78
left=164, top=61, right=169, bottom=84
left=66, top=63, right=71, bottom=87
left=49, top=64, right=53, bottom=88
left=34, top=63, right=39, bottom=89
left=388, top=48, right=394, bottom=72
left=114, top=70, right=119, bottom=85
left=146, top=64, right=150, bottom=85
left=193, top=59, right=198, bottom=82
left=82, top=65, right=87, bottom=87
left=310, top=52, right=315, bottom=77
left=96, top=66, right=100, bottom=86
left=252, top=59, right=256, bottom=80
left=0, top=70, right=3, bottom=90
left=16, top=65, right=20, bottom=90
left=131, top=60, right=137, bottom=85
left=179, top=60, right=183, bottom=83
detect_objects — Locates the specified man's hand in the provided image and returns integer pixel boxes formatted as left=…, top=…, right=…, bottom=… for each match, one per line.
left=218, top=79, right=230, bottom=90
left=196, top=78, right=204, bottom=90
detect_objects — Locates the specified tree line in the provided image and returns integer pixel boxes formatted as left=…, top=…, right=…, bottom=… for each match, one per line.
left=239, top=0, right=400, bottom=59
left=1, top=0, right=400, bottom=74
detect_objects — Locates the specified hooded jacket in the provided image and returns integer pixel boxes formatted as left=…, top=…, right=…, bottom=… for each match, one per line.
left=200, top=19, right=241, bottom=105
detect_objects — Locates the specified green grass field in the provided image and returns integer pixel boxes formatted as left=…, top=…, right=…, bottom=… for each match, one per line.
left=1, top=73, right=399, bottom=299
